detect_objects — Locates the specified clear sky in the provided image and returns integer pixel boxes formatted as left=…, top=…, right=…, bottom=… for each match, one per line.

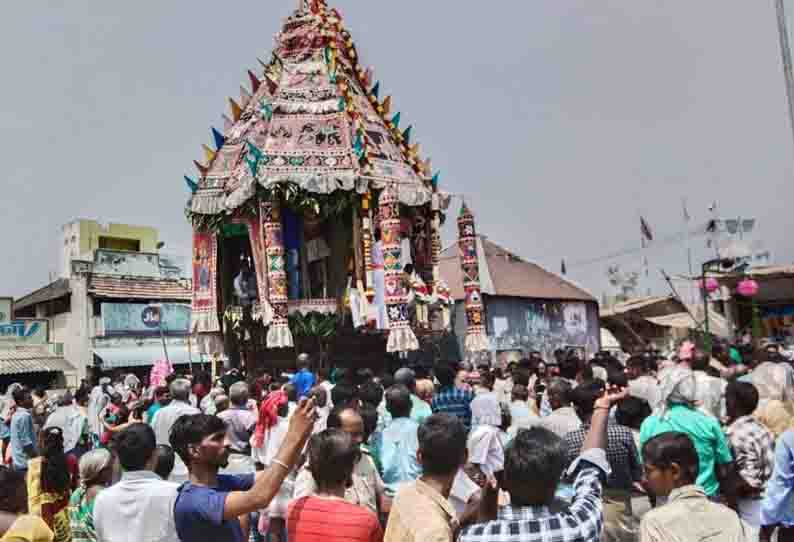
left=2, top=1, right=793, bottom=300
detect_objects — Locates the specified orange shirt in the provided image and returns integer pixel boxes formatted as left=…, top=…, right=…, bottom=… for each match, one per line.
left=287, top=496, right=383, bottom=542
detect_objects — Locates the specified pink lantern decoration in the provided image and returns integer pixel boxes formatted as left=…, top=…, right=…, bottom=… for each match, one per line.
left=699, top=277, right=720, bottom=293
left=736, top=278, right=759, bottom=297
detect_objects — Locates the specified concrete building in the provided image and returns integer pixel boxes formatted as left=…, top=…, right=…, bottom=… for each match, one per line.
left=14, top=220, right=193, bottom=381
left=0, top=297, right=77, bottom=389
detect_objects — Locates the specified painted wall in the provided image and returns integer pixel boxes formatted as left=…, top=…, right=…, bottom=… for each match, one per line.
left=454, top=295, right=601, bottom=365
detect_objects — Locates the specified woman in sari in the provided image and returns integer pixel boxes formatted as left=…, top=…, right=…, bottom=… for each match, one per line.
left=750, top=359, right=794, bottom=437
left=68, top=449, right=114, bottom=542
left=27, top=427, right=78, bottom=542
left=639, top=367, right=735, bottom=501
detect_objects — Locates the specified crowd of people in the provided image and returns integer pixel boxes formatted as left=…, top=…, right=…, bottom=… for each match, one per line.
left=0, top=341, right=793, bottom=542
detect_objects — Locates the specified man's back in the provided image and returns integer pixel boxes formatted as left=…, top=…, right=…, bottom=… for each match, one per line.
left=640, top=485, right=748, bottom=541
left=288, top=496, right=382, bottom=542
left=151, top=401, right=199, bottom=481
left=93, top=471, right=179, bottom=542
left=537, top=406, right=581, bottom=438
left=217, top=407, right=256, bottom=453
left=384, top=479, right=456, bottom=542
left=9, top=408, right=34, bottom=470
left=375, top=417, right=421, bottom=497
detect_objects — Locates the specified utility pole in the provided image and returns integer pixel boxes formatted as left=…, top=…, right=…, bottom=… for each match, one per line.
left=776, top=0, right=794, bottom=146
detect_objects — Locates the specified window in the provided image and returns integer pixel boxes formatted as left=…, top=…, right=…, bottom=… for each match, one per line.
left=99, top=237, right=140, bottom=252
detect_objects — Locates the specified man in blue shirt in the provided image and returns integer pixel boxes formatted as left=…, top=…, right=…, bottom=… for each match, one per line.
left=290, top=353, right=316, bottom=399
left=9, top=387, right=35, bottom=472
left=374, top=385, right=421, bottom=497
left=431, top=364, right=474, bottom=431
left=170, top=399, right=316, bottom=542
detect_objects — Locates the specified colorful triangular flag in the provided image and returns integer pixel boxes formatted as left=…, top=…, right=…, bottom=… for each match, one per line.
left=212, top=128, right=225, bottom=150
left=184, top=176, right=198, bottom=193
left=229, top=98, right=243, bottom=121
left=371, top=81, right=380, bottom=99
left=202, top=144, right=216, bottom=164
left=391, top=112, right=401, bottom=127
left=248, top=70, right=261, bottom=93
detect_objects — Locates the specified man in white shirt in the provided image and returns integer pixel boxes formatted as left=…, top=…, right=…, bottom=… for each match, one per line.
left=42, top=391, right=86, bottom=455
left=94, top=424, right=180, bottom=542
left=536, top=378, right=580, bottom=438
left=151, top=379, right=200, bottom=483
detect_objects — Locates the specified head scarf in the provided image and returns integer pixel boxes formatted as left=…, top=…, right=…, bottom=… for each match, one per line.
left=471, top=392, right=502, bottom=427
left=658, top=367, right=697, bottom=417
left=77, top=449, right=113, bottom=487
left=752, top=362, right=794, bottom=404
left=253, top=390, right=287, bottom=448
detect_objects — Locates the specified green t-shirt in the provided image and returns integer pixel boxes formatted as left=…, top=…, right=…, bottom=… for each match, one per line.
left=639, top=405, right=733, bottom=496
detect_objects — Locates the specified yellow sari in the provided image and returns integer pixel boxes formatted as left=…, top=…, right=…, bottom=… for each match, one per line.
left=27, top=457, right=72, bottom=542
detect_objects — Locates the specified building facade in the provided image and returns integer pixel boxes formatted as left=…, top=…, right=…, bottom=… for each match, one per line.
left=0, top=296, right=76, bottom=388
left=15, top=220, right=193, bottom=381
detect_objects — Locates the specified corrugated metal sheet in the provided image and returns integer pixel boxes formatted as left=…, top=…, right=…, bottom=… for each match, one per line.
left=89, top=276, right=191, bottom=301
left=0, top=347, right=76, bottom=375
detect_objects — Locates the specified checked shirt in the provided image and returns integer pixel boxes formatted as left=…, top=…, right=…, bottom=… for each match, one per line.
left=458, top=450, right=609, bottom=542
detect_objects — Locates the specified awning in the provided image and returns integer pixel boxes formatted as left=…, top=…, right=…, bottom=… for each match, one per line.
left=600, top=328, right=621, bottom=350
left=645, top=309, right=732, bottom=339
left=93, top=346, right=197, bottom=369
left=0, top=347, right=76, bottom=376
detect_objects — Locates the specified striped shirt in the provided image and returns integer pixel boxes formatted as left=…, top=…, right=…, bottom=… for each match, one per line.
left=287, top=496, right=382, bottom=542
left=431, top=386, right=475, bottom=431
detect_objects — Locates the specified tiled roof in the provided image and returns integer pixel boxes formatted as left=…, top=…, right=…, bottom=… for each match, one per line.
left=0, top=346, right=76, bottom=375
left=15, top=279, right=71, bottom=311
left=88, top=276, right=191, bottom=301
left=440, top=237, right=596, bottom=302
